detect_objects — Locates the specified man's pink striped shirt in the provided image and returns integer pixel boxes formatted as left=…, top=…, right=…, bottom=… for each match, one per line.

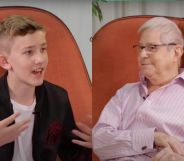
left=93, top=69, right=184, bottom=161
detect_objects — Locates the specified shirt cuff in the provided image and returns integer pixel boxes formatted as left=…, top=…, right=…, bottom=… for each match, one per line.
left=132, top=128, right=155, bottom=153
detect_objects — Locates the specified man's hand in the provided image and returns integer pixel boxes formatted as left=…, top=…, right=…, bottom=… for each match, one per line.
left=0, top=113, right=30, bottom=146
left=154, top=132, right=184, bottom=155
left=72, top=122, right=92, bottom=148
left=152, top=147, right=184, bottom=161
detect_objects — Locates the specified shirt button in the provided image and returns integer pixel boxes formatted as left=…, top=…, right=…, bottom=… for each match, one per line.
left=142, top=146, right=147, bottom=150
left=138, top=113, right=143, bottom=119
left=147, top=100, right=151, bottom=104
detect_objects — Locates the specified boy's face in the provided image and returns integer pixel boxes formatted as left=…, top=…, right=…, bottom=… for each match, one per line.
left=5, top=30, right=48, bottom=87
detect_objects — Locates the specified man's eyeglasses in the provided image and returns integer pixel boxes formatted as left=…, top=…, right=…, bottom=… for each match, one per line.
left=133, top=43, right=176, bottom=54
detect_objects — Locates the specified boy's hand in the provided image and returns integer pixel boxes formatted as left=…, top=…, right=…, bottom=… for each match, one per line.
left=72, top=122, right=92, bottom=148
left=0, top=113, right=30, bottom=146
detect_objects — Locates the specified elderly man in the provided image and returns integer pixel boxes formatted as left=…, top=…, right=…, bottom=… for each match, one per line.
left=92, top=17, right=184, bottom=161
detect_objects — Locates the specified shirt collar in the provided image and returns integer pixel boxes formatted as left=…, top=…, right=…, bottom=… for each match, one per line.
left=140, top=68, right=184, bottom=84
left=176, top=68, right=184, bottom=80
left=139, top=68, right=184, bottom=98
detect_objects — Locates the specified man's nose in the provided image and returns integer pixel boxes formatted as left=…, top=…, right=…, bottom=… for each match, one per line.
left=139, top=48, right=149, bottom=58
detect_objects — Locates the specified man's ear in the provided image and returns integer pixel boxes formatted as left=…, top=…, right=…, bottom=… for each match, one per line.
left=0, top=55, right=11, bottom=70
left=173, top=45, right=183, bottom=62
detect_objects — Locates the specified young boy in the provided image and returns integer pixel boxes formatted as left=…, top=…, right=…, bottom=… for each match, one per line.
left=0, top=15, right=91, bottom=161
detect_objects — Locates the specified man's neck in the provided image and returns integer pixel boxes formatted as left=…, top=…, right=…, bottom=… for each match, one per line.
left=147, top=70, right=179, bottom=94
left=7, top=75, right=35, bottom=106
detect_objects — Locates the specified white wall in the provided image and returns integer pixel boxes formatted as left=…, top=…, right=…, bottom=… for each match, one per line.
left=93, top=0, right=184, bottom=34
left=0, top=0, right=92, bottom=78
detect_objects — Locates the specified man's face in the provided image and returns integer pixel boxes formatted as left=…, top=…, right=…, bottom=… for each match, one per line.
left=6, top=30, right=48, bottom=87
left=137, top=28, right=176, bottom=78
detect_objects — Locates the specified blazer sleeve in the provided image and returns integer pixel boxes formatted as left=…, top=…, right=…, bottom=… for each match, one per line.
left=57, top=93, right=91, bottom=161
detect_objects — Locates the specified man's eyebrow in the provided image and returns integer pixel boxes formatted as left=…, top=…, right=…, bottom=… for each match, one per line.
left=139, top=41, right=160, bottom=44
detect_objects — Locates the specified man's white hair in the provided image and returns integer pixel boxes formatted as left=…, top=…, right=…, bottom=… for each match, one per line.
left=139, top=17, right=184, bottom=46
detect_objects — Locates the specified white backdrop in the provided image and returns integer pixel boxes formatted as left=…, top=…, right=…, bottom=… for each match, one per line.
left=93, top=0, right=184, bottom=34
left=0, top=0, right=92, bottom=78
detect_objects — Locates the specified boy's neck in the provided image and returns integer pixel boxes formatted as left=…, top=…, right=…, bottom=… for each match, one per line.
left=7, top=75, right=35, bottom=106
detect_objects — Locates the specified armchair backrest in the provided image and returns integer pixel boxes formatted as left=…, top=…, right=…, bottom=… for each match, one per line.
left=93, top=16, right=184, bottom=126
left=0, top=6, right=92, bottom=125
left=92, top=16, right=184, bottom=161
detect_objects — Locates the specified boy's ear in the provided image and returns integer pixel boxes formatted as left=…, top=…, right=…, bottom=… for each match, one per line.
left=0, top=55, right=11, bottom=70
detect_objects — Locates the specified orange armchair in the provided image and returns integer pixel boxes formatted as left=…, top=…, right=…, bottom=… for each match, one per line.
left=0, top=6, right=92, bottom=161
left=92, top=15, right=184, bottom=161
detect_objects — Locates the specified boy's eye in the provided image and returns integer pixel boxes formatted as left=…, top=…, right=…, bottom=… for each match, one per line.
left=24, top=50, right=33, bottom=55
left=40, top=47, right=47, bottom=53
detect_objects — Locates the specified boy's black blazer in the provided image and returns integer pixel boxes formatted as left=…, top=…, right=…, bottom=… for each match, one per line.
left=0, top=73, right=91, bottom=161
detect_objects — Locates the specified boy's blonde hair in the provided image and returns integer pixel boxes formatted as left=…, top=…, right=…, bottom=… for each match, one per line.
left=0, top=15, right=44, bottom=53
